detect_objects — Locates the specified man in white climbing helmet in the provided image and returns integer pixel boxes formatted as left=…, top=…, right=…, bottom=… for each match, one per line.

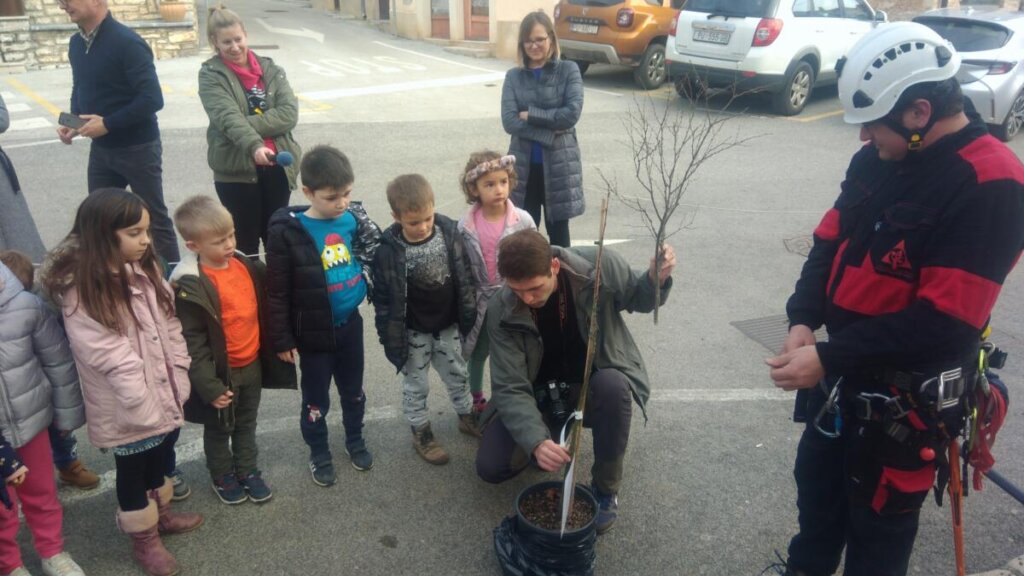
left=766, top=21, right=1024, bottom=576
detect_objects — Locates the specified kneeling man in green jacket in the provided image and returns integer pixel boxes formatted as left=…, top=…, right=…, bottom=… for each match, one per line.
left=476, top=229, right=675, bottom=534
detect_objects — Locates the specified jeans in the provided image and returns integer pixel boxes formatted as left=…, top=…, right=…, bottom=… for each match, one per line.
left=87, top=139, right=180, bottom=262
left=298, top=312, right=366, bottom=462
left=214, top=165, right=291, bottom=258
left=48, top=424, right=78, bottom=470
left=786, top=386, right=923, bottom=576
left=476, top=369, right=632, bottom=494
left=163, top=427, right=180, bottom=477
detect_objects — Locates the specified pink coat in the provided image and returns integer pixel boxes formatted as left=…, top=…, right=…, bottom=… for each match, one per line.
left=62, top=263, right=191, bottom=449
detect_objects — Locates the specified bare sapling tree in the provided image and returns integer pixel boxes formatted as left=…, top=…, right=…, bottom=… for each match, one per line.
left=599, top=80, right=755, bottom=323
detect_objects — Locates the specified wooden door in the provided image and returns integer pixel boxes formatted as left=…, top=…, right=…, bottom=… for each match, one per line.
left=464, top=0, right=488, bottom=41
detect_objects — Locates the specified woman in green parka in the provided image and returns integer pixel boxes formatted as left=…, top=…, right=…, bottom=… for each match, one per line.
left=199, top=5, right=302, bottom=258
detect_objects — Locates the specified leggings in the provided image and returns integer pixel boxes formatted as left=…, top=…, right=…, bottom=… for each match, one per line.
left=114, top=435, right=172, bottom=511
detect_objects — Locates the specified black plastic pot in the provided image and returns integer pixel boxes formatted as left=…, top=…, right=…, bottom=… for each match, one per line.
left=493, top=481, right=598, bottom=576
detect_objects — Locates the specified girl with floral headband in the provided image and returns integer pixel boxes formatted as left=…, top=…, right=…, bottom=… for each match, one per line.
left=457, top=151, right=536, bottom=412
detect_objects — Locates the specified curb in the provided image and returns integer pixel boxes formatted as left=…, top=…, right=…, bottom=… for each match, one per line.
left=971, top=554, right=1024, bottom=576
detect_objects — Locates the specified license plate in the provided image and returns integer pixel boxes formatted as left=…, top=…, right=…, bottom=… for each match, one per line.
left=570, top=23, right=599, bottom=35
left=693, top=28, right=731, bottom=44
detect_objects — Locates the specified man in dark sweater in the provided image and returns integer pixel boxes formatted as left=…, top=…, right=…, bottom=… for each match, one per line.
left=56, top=0, right=179, bottom=262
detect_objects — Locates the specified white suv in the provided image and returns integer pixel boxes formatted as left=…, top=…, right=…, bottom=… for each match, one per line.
left=665, top=0, right=886, bottom=115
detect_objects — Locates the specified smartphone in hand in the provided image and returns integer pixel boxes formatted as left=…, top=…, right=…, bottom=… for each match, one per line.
left=58, top=112, right=86, bottom=130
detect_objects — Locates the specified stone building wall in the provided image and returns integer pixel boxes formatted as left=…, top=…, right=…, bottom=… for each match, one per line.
left=0, top=0, right=198, bottom=71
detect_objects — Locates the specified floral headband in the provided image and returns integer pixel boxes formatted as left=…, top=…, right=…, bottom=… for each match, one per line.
left=464, top=155, right=516, bottom=184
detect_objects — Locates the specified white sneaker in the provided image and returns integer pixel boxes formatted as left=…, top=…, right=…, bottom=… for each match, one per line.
left=40, top=552, right=85, bottom=576
left=6, top=566, right=32, bottom=576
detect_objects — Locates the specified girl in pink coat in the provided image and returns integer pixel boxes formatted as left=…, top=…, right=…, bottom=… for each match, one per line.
left=43, top=189, right=203, bottom=576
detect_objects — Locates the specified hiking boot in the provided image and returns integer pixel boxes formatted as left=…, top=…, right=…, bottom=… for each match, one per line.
left=154, top=480, right=204, bottom=535
left=40, top=552, right=85, bottom=576
left=212, top=473, right=248, bottom=505
left=238, top=471, right=273, bottom=503
left=591, top=484, right=619, bottom=534
left=412, top=423, right=449, bottom=465
left=58, top=459, right=100, bottom=490
left=168, top=468, right=190, bottom=501
left=457, top=412, right=483, bottom=438
left=344, top=438, right=374, bottom=471
left=309, top=458, right=336, bottom=487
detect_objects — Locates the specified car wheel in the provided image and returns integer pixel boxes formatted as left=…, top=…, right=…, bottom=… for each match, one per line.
left=572, top=60, right=590, bottom=76
left=992, top=89, right=1024, bottom=142
left=634, top=43, right=667, bottom=90
left=772, top=61, right=815, bottom=116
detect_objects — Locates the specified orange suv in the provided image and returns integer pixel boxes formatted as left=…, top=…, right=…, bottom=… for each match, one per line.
left=554, top=0, right=685, bottom=90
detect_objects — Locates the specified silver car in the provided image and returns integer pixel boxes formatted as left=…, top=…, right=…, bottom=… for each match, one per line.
left=915, top=7, right=1024, bottom=141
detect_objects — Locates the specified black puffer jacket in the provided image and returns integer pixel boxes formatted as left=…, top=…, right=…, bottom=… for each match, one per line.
left=266, top=203, right=380, bottom=354
left=372, top=214, right=476, bottom=372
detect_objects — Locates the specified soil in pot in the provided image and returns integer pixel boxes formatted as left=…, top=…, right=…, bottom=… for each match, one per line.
left=519, top=486, right=594, bottom=531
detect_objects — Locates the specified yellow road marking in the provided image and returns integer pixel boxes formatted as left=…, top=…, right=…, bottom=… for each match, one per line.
left=5, top=78, right=61, bottom=117
left=297, top=94, right=333, bottom=112
left=789, top=108, right=844, bottom=123
left=161, top=83, right=175, bottom=95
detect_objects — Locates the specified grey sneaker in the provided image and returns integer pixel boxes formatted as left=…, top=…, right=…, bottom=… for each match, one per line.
left=169, top=468, right=191, bottom=501
left=309, top=458, right=336, bottom=487
left=41, top=551, right=85, bottom=576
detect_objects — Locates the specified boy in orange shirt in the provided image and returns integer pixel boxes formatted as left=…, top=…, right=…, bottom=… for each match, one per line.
left=170, top=196, right=296, bottom=504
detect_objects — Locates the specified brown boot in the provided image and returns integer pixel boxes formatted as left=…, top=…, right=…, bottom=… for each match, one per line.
left=117, top=502, right=180, bottom=576
left=412, top=423, right=449, bottom=465
left=58, top=459, right=100, bottom=490
left=153, top=478, right=204, bottom=535
left=457, top=412, right=483, bottom=438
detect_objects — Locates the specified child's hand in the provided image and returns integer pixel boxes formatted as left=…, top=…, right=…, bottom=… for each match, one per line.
left=278, top=349, right=298, bottom=364
left=211, top=391, right=234, bottom=409
left=5, top=465, right=27, bottom=487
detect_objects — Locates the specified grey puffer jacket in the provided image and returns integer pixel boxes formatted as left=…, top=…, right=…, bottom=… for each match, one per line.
left=0, top=263, right=84, bottom=449
left=501, top=59, right=585, bottom=223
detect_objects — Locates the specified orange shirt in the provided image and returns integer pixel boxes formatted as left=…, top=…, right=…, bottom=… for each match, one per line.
left=202, top=258, right=260, bottom=368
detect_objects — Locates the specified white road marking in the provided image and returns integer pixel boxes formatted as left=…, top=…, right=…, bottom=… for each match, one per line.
left=652, top=388, right=792, bottom=402
left=570, top=238, right=632, bottom=247
left=9, top=117, right=52, bottom=131
left=1, top=91, right=15, bottom=100
left=255, top=18, right=325, bottom=44
left=301, top=72, right=504, bottom=100
left=6, top=102, right=31, bottom=113
left=57, top=405, right=399, bottom=505
left=6, top=138, right=71, bottom=149
left=374, top=41, right=502, bottom=74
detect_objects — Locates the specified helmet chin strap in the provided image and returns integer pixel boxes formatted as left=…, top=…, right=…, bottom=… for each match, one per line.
left=882, top=113, right=938, bottom=152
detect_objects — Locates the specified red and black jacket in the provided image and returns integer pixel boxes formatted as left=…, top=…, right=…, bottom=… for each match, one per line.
left=787, top=119, right=1024, bottom=379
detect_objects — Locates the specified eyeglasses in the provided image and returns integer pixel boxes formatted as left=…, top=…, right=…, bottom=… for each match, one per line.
left=523, top=37, right=549, bottom=48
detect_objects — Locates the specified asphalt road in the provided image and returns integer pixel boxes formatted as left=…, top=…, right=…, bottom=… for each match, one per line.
left=5, top=1, right=1024, bottom=574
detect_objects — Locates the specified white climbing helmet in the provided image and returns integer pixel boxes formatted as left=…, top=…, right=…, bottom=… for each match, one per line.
left=837, top=22, right=960, bottom=124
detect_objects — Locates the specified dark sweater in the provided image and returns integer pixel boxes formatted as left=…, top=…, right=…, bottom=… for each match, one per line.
left=68, top=12, right=163, bottom=148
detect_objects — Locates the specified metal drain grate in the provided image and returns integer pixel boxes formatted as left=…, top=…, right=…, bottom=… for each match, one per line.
left=731, top=314, right=827, bottom=355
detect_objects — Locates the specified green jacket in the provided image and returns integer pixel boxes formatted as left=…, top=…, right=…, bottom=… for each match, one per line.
left=198, top=54, right=301, bottom=188
left=170, top=253, right=297, bottom=427
left=485, top=246, right=672, bottom=454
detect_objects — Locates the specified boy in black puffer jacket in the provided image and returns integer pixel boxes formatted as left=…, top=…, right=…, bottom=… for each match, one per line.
left=266, top=146, right=380, bottom=488
left=372, top=174, right=480, bottom=466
